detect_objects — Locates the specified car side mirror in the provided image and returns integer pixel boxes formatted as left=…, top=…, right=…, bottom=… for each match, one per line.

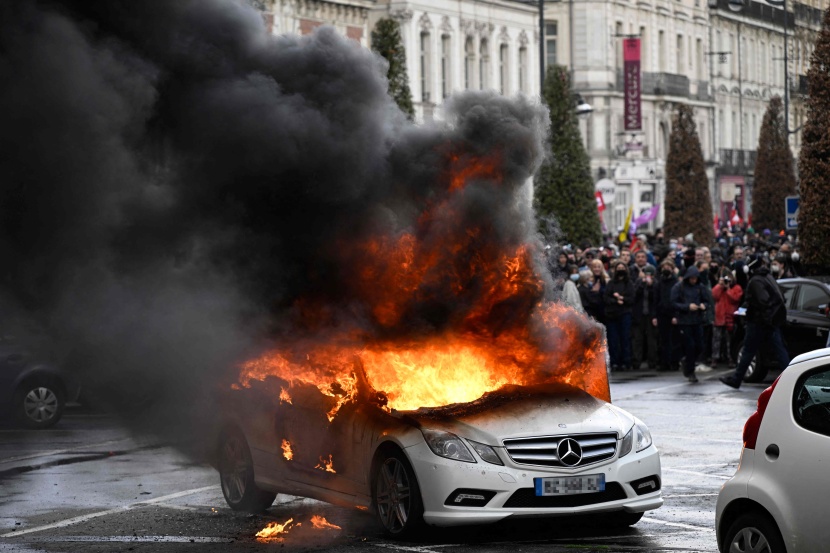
left=819, top=304, right=830, bottom=317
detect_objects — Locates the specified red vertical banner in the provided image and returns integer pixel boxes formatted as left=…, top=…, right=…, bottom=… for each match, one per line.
left=623, top=38, right=641, bottom=131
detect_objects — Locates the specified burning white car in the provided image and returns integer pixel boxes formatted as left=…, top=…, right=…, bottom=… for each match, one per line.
left=216, top=375, right=662, bottom=537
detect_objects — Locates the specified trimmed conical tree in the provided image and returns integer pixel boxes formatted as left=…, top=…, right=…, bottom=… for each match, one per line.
left=534, top=66, right=601, bottom=246
left=371, top=18, right=415, bottom=120
left=798, top=6, right=830, bottom=272
left=664, top=104, right=714, bottom=245
left=753, top=96, right=796, bottom=233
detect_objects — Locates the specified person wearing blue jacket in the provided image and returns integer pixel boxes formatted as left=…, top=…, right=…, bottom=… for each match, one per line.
left=671, top=266, right=712, bottom=382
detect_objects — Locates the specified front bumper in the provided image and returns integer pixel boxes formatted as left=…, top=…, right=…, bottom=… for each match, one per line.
left=405, top=441, right=663, bottom=527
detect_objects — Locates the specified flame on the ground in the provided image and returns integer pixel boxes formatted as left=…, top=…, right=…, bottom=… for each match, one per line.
left=315, top=454, right=336, bottom=473
left=235, top=149, right=609, bottom=418
left=255, top=518, right=294, bottom=541
left=279, top=387, right=292, bottom=404
left=310, top=515, right=341, bottom=530
left=281, top=439, right=293, bottom=461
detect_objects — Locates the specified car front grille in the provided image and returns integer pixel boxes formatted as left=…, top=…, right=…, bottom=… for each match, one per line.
left=502, top=433, right=618, bottom=468
left=502, top=482, right=627, bottom=508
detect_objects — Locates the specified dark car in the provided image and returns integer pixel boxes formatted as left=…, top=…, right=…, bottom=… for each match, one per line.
left=0, top=334, right=80, bottom=429
left=735, top=277, right=830, bottom=382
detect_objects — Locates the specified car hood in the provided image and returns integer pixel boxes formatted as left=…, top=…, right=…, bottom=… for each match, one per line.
left=400, top=383, right=634, bottom=446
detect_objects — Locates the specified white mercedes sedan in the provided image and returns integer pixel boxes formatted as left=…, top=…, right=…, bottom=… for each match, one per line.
left=216, top=379, right=662, bottom=537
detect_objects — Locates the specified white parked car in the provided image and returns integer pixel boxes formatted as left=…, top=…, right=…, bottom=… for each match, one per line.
left=216, top=380, right=662, bottom=537
left=716, top=348, right=830, bottom=553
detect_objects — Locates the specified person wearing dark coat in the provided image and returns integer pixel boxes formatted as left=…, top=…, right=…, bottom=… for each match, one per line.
left=720, top=257, right=790, bottom=389
left=632, top=264, right=659, bottom=370
left=653, top=260, right=680, bottom=371
left=671, top=266, right=713, bottom=382
left=604, top=261, right=635, bottom=371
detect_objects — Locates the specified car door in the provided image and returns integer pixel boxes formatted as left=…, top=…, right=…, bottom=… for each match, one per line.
left=780, top=366, right=830, bottom=551
left=788, top=283, right=830, bottom=356
left=777, top=282, right=799, bottom=355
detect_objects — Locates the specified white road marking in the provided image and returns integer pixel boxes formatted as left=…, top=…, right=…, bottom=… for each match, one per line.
left=662, top=468, right=731, bottom=480
left=0, top=485, right=215, bottom=538
left=641, top=517, right=713, bottom=532
left=663, top=493, right=720, bottom=498
left=0, top=439, right=134, bottom=464
left=373, top=544, right=457, bottom=553
left=18, top=535, right=232, bottom=543
left=671, top=463, right=733, bottom=469
left=654, top=434, right=740, bottom=444
left=613, top=370, right=734, bottom=401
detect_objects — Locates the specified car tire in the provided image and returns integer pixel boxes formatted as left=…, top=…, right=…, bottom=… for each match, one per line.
left=372, top=448, right=424, bottom=539
left=218, top=426, right=276, bottom=513
left=723, top=511, right=785, bottom=553
left=603, top=510, right=644, bottom=527
left=742, top=352, right=769, bottom=383
left=14, top=379, right=66, bottom=429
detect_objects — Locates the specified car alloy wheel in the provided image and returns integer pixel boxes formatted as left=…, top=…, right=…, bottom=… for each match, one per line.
left=15, top=381, right=65, bottom=429
left=218, top=427, right=276, bottom=512
left=24, top=387, right=59, bottom=424
left=724, top=513, right=785, bottom=553
left=373, top=450, right=423, bottom=537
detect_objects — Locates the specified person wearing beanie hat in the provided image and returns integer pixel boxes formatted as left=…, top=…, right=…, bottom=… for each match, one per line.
left=631, top=264, right=659, bottom=370
left=670, top=266, right=712, bottom=382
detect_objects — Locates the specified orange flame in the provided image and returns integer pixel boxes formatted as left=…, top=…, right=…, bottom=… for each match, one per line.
left=255, top=518, right=294, bottom=541
left=234, top=148, right=610, bottom=421
left=315, top=454, right=336, bottom=473
left=279, top=387, right=292, bottom=404
left=310, top=515, right=341, bottom=530
left=281, top=439, right=293, bottom=461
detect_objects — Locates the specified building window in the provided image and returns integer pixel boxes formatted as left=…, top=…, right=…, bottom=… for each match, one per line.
left=518, top=46, right=527, bottom=92
left=420, top=31, right=431, bottom=102
left=499, top=44, right=508, bottom=94
left=658, top=31, right=665, bottom=71
left=696, top=38, right=704, bottom=80
left=732, top=110, right=738, bottom=148
left=719, top=109, right=724, bottom=147
left=640, top=26, right=647, bottom=69
left=479, top=38, right=489, bottom=89
left=676, top=34, right=684, bottom=73
left=545, top=22, right=557, bottom=67
left=465, top=37, right=475, bottom=89
left=441, top=34, right=451, bottom=98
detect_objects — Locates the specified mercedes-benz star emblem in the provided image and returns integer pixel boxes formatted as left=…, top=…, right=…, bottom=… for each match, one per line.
left=557, top=438, right=583, bottom=466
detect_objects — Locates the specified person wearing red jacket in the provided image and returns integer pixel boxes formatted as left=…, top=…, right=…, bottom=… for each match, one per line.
left=711, top=268, right=743, bottom=368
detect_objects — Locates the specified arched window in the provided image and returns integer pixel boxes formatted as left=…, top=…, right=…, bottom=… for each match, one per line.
left=499, top=44, right=509, bottom=94
left=479, top=38, right=489, bottom=90
left=465, top=37, right=475, bottom=89
left=420, top=31, right=431, bottom=102
left=441, top=34, right=451, bottom=98
left=518, top=46, right=528, bottom=92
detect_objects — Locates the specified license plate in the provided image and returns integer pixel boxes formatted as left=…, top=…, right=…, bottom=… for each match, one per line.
left=534, top=474, right=605, bottom=496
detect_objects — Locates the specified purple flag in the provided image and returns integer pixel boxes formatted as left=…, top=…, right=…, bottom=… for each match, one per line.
left=632, top=204, right=660, bottom=226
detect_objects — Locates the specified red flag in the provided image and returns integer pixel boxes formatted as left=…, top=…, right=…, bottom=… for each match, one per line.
left=595, top=191, right=606, bottom=213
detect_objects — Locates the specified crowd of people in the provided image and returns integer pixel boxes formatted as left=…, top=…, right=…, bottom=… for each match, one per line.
left=551, top=224, right=801, bottom=385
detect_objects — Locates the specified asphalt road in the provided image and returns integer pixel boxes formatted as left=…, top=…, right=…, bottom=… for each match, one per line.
left=0, top=366, right=774, bottom=553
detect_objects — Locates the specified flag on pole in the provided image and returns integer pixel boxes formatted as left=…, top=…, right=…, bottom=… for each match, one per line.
left=619, top=206, right=633, bottom=243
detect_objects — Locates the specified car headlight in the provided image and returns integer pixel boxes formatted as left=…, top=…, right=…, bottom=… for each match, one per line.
left=421, top=429, right=476, bottom=463
left=619, top=419, right=653, bottom=457
left=467, top=440, right=504, bottom=465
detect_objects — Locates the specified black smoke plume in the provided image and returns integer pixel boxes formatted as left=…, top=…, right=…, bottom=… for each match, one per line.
left=0, top=0, right=550, bottom=445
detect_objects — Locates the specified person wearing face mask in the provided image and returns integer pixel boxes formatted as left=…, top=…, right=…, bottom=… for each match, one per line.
left=671, top=265, right=712, bottom=382
left=712, top=268, right=742, bottom=368
left=654, top=260, right=681, bottom=371
left=561, top=264, right=584, bottom=313
left=632, top=264, right=659, bottom=370
left=604, top=261, right=635, bottom=371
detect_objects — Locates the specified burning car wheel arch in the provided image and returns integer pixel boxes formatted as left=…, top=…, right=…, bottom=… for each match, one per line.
left=218, top=425, right=277, bottom=513
left=371, top=444, right=425, bottom=537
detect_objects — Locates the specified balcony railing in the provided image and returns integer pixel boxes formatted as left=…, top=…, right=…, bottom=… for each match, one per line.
left=719, top=149, right=756, bottom=174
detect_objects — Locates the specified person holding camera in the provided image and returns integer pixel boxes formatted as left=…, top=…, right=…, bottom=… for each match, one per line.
left=711, top=268, right=743, bottom=368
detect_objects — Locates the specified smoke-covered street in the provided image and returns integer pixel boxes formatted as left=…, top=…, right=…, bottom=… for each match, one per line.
left=0, top=368, right=763, bottom=553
